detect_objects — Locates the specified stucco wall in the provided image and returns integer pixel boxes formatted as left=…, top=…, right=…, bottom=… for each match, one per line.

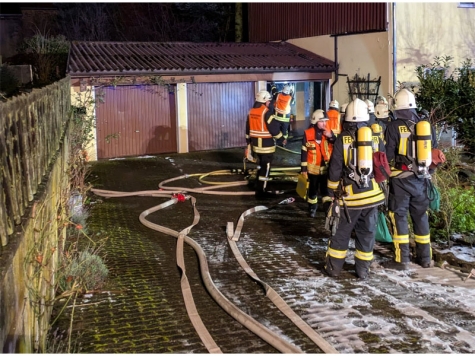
left=289, top=30, right=392, bottom=109
left=71, top=85, right=98, bottom=161
left=395, top=2, right=475, bottom=87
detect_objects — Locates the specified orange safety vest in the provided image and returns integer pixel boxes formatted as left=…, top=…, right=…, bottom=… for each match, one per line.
left=326, top=109, right=342, bottom=136
left=274, top=93, right=292, bottom=115
left=304, top=127, right=332, bottom=175
left=249, top=106, right=272, bottom=138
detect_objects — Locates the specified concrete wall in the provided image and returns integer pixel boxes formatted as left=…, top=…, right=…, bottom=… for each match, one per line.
left=289, top=3, right=475, bottom=107
left=395, top=2, right=475, bottom=87
left=289, top=30, right=393, bottom=109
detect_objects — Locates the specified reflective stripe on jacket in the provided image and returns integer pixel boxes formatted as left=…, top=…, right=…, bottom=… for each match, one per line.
left=249, top=106, right=272, bottom=138
left=327, top=130, right=385, bottom=209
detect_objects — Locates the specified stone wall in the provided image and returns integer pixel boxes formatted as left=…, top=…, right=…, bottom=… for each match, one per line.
left=0, top=77, right=71, bottom=352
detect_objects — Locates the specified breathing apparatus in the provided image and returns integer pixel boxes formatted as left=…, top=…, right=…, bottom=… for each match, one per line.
left=344, top=99, right=374, bottom=188
left=393, top=89, right=433, bottom=179
left=414, top=120, right=432, bottom=179
left=356, top=127, right=374, bottom=187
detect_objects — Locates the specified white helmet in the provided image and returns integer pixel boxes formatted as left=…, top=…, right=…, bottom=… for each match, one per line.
left=340, top=102, right=349, bottom=114
left=345, top=98, right=369, bottom=122
left=364, top=99, right=375, bottom=114
left=376, top=96, right=388, bottom=106
left=282, top=84, right=291, bottom=95
left=310, top=109, right=328, bottom=125
left=393, top=88, right=416, bottom=110
left=255, top=90, right=272, bottom=103
left=329, top=100, right=339, bottom=110
left=374, top=103, right=389, bottom=119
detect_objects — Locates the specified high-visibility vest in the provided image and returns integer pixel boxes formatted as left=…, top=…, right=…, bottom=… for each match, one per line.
left=275, top=93, right=292, bottom=115
left=304, top=127, right=332, bottom=175
left=326, top=109, right=342, bottom=136
left=249, top=106, right=272, bottom=138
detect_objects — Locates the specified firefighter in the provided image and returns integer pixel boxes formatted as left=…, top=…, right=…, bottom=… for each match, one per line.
left=326, top=100, right=342, bottom=137
left=301, top=109, right=336, bottom=217
left=325, top=98, right=386, bottom=279
left=245, top=90, right=283, bottom=199
left=365, top=99, right=377, bottom=127
left=271, top=84, right=294, bottom=147
left=384, top=88, right=438, bottom=270
left=374, top=98, right=391, bottom=133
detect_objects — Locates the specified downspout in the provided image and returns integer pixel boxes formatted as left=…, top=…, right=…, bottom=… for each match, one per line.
left=392, top=2, right=397, bottom=93
left=330, top=35, right=339, bottom=101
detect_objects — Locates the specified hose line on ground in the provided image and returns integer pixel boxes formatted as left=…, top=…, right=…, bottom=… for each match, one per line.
left=91, top=188, right=302, bottom=353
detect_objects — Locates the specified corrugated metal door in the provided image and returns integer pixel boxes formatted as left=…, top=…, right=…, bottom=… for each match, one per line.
left=187, top=82, right=254, bottom=151
left=95, top=85, right=176, bottom=159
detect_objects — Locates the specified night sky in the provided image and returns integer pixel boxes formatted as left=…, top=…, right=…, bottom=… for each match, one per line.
left=0, top=3, right=55, bottom=14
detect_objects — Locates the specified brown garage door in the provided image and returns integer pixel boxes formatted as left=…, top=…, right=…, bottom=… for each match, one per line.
left=187, top=82, right=254, bottom=151
left=95, top=85, right=176, bottom=159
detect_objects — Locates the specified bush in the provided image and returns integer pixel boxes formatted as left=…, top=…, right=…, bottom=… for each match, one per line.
left=58, top=248, right=108, bottom=293
left=448, top=186, right=475, bottom=234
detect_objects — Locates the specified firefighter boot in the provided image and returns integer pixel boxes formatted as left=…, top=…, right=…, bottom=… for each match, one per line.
left=308, top=203, right=318, bottom=218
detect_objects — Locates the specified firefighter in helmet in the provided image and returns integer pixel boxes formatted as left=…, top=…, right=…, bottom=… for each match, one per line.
left=365, top=99, right=377, bottom=127
left=384, top=88, right=438, bottom=270
left=271, top=83, right=294, bottom=147
left=325, top=98, right=386, bottom=279
left=301, top=109, right=336, bottom=218
left=326, top=99, right=343, bottom=137
left=245, top=90, right=284, bottom=198
left=374, top=98, right=391, bottom=133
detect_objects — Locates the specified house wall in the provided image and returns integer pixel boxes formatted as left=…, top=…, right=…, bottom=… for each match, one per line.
left=289, top=30, right=393, bottom=109
left=395, top=2, right=475, bottom=88
left=0, top=15, right=22, bottom=59
left=71, top=85, right=98, bottom=162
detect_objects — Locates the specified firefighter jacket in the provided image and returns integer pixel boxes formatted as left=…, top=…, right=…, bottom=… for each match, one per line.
left=384, top=109, right=438, bottom=178
left=326, top=109, right=342, bottom=136
left=274, top=93, right=292, bottom=122
left=301, top=126, right=335, bottom=175
left=327, top=126, right=386, bottom=209
left=371, top=123, right=385, bottom=152
left=245, top=102, right=283, bottom=154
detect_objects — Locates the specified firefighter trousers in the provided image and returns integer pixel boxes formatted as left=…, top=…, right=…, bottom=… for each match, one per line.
left=325, top=206, right=378, bottom=278
left=255, top=153, right=274, bottom=194
left=388, top=175, right=431, bottom=265
left=307, top=173, right=330, bottom=210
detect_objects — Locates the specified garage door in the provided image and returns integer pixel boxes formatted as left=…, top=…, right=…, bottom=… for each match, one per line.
left=187, top=82, right=254, bottom=151
left=95, top=85, right=177, bottom=159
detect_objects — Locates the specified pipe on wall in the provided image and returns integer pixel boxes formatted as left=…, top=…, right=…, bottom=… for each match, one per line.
left=392, top=2, right=397, bottom=94
left=330, top=35, right=339, bottom=103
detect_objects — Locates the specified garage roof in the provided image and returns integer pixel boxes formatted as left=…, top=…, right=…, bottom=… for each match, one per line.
left=67, top=41, right=335, bottom=77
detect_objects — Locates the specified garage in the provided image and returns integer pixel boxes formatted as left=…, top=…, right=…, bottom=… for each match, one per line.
left=68, top=41, right=335, bottom=160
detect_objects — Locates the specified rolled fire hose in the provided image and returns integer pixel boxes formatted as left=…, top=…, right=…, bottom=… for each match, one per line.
left=91, top=188, right=302, bottom=353
left=226, top=206, right=338, bottom=354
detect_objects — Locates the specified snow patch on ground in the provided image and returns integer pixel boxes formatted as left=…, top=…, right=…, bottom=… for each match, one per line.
left=437, top=245, right=475, bottom=262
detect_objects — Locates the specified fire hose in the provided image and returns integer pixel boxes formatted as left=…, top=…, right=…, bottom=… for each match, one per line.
left=91, top=168, right=338, bottom=353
